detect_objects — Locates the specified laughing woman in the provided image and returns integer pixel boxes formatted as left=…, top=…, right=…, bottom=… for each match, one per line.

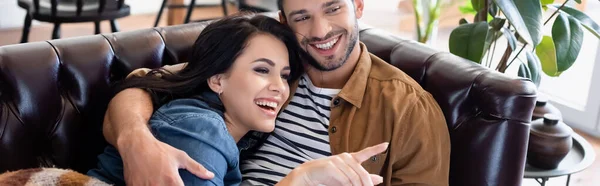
left=86, top=15, right=304, bottom=185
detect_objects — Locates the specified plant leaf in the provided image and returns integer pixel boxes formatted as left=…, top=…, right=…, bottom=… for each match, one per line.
left=449, top=22, right=490, bottom=63
left=493, top=0, right=534, bottom=45
left=490, top=17, right=506, bottom=30
left=501, top=27, right=517, bottom=50
left=471, top=0, right=485, bottom=11
left=573, top=0, right=582, bottom=4
left=489, top=3, right=499, bottom=16
left=482, top=29, right=497, bottom=62
left=459, top=18, right=469, bottom=25
left=541, top=0, right=555, bottom=6
left=536, top=36, right=559, bottom=76
left=459, top=1, right=478, bottom=15
left=518, top=61, right=532, bottom=79
left=513, top=0, right=543, bottom=46
left=552, top=13, right=584, bottom=73
left=526, top=51, right=542, bottom=87
left=550, top=4, right=600, bottom=39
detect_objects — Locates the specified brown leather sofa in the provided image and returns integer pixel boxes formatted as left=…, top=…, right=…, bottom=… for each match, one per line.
left=0, top=18, right=537, bottom=185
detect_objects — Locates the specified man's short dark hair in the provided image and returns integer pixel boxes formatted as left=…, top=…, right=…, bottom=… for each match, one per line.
left=277, top=0, right=285, bottom=19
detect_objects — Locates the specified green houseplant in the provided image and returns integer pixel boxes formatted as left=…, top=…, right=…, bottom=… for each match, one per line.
left=412, top=0, right=443, bottom=44
left=449, top=0, right=600, bottom=87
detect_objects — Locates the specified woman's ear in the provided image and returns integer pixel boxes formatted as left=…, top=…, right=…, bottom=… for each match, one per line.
left=208, top=74, right=224, bottom=94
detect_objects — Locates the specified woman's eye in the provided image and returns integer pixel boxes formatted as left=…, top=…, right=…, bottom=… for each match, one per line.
left=254, top=67, right=269, bottom=74
left=281, top=74, right=291, bottom=80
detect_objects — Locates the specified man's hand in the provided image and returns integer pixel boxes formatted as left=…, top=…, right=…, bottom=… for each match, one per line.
left=279, top=143, right=388, bottom=186
left=117, top=128, right=215, bottom=185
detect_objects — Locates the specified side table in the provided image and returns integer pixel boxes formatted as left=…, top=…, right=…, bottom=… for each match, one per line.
left=524, top=132, right=596, bottom=186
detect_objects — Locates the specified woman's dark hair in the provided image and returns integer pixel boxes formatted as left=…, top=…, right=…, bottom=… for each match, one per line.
left=114, top=14, right=306, bottom=107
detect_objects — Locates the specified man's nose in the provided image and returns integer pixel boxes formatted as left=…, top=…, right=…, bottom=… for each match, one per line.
left=310, top=17, right=331, bottom=40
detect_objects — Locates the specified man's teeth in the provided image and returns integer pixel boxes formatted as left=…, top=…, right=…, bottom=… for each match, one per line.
left=256, top=101, right=278, bottom=109
left=314, top=38, right=338, bottom=50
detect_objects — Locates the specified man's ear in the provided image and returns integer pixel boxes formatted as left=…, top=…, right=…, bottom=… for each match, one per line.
left=354, top=0, right=364, bottom=19
left=279, top=11, right=288, bottom=25
left=207, top=74, right=224, bottom=94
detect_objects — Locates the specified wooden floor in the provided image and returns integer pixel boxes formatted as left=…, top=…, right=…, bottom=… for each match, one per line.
left=0, top=0, right=599, bottom=185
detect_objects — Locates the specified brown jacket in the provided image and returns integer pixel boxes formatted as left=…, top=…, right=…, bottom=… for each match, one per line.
left=129, top=43, right=450, bottom=185
left=304, top=43, right=450, bottom=185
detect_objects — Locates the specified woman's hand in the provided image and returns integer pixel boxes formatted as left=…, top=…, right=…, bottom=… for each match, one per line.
left=278, top=143, right=388, bottom=186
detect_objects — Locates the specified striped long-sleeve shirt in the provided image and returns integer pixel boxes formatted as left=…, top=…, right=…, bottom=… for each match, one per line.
left=241, top=74, right=340, bottom=185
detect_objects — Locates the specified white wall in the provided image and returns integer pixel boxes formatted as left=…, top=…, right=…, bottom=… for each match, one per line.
left=128, top=0, right=224, bottom=15
left=0, top=0, right=222, bottom=29
left=0, top=1, right=27, bottom=29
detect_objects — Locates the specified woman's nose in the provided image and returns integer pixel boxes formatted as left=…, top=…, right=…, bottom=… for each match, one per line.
left=269, top=76, right=287, bottom=93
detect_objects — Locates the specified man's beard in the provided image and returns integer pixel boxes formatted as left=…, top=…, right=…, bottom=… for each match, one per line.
left=301, top=22, right=360, bottom=72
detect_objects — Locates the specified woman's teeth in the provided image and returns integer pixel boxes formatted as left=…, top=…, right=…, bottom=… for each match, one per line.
left=256, top=101, right=277, bottom=109
left=314, top=37, right=338, bottom=50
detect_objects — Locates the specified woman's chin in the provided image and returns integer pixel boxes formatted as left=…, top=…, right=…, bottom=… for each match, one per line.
left=254, top=122, right=276, bottom=133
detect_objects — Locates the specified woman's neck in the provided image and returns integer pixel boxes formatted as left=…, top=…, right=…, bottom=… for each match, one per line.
left=223, top=112, right=248, bottom=142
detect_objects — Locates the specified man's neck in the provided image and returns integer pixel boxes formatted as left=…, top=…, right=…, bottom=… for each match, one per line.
left=306, top=42, right=362, bottom=89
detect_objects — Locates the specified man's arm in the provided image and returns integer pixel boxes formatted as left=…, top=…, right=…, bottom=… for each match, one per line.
left=390, top=92, right=451, bottom=186
left=104, top=63, right=188, bottom=147
left=103, top=88, right=153, bottom=149
left=101, top=63, right=213, bottom=186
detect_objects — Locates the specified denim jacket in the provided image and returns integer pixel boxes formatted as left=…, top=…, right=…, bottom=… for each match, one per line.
left=88, top=92, right=247, bottom=186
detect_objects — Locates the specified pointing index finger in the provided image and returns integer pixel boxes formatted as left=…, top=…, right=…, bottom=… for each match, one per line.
left=351, top=142, right=389, bottom=162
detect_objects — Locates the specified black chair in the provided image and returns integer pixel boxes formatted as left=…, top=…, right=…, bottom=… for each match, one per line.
left=18, top=0, right=130, bottom=43
left=153, top=0, right=275, bottom=27
left=153, top=0, right=230, bottom=27
left=238, top=0, right=276, bottom=13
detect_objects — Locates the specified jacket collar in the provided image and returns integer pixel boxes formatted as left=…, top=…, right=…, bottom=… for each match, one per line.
left=337, top=43, right=371, bottom=108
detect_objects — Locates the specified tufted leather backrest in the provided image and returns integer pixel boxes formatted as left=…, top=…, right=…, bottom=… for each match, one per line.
left=1, top=19, right=536, bottom=186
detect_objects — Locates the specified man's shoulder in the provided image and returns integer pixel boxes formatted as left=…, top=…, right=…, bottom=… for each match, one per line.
left=366, top=53, right=427, bottom=96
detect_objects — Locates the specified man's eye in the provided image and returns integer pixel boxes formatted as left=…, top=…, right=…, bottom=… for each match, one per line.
left=294, top=16, right=309, bottom=22
left=327, top=6, right=341, bottom=13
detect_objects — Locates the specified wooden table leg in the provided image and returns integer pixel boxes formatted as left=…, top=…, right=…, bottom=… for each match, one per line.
left=167, top=0, right=186, bottom=25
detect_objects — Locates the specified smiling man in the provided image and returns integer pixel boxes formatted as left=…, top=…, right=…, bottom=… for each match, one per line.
left=101, top=0, right=450, bottom=185
left=238, top=0, right=450, bottom=185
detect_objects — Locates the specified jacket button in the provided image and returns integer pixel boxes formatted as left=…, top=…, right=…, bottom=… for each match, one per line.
left=371, top=156, right=378, bottom=162
left=331, top=126, right=337, bottom=133
left=333, top=98, right=341, bottom=106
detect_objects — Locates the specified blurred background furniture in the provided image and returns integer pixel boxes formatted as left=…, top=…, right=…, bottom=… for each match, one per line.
left=154, top=0, right=230, bottom=27
left=237, top=0, right=276, bottom=13
left=17, top=0, right=130, bottom=43
left=162, top=0, right=275, bottom=26
left=0, top=14, right=537, bottom=186
left=524, top=132, right=596, bottom=186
